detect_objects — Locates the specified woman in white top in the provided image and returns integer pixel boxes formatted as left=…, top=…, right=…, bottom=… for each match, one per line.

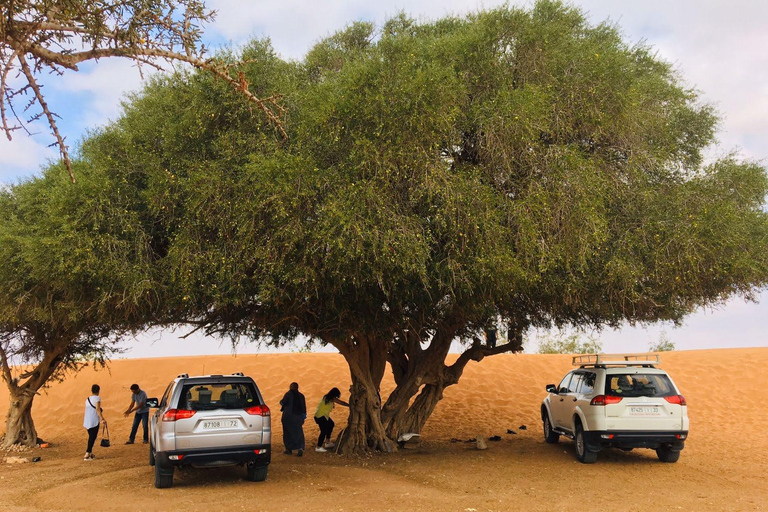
left=83, top=384, right=106, bottom=460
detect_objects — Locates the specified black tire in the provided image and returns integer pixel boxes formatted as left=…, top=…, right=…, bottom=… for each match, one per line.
left=154, top=462, right=174, bottom=489
left=575, top=424, right=598, bottom=464
left=246, top=464, right=268, bottom=482
left=149, top=443, right=155, bottom=466
left=656, top=446, right=681, bottom=463
left=543, top=415, right=560, bottom=444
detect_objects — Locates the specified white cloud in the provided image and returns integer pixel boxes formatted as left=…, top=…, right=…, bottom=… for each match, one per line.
left=53, top=59, right=151, bottom=129
left=0, top=135, right=56, bottom=183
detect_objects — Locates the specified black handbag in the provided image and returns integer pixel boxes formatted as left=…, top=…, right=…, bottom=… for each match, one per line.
left=100, top=423, right=111, bottom=447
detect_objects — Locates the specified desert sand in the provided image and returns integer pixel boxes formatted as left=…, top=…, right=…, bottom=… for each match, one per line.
left=1, top=348, right=766, bottom=512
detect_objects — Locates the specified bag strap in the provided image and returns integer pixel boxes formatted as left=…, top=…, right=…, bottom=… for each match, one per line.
left=87, top=398, right=95, bottom=409
left=101, top=422, right=110, bottom=439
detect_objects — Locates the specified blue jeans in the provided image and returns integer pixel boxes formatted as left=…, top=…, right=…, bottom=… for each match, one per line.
left=129, top=412, right=149, bottom=442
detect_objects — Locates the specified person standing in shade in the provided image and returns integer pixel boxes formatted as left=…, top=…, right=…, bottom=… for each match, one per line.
left=83, top=384, right=106, bottom=461
left=314, top=387, right=348, bottom=452
left=123, top=383, right=149, bottom=444
left=280, top=382, right=307, bottom=456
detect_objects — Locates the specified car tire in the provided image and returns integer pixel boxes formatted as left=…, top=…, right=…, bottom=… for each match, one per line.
left=149, top=444, right=156, bottom=466
left=543, top=415, right=560, bottom=444
left=575, top=424, right=598, bottom=464
left=246, top=464, right=268, bottom=482
left=656, top=446, right=681, bottom=463
left=154, top=462, right=174, bottom=489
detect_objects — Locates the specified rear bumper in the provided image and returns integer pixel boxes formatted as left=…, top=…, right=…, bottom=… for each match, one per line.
left=583, top=430, right=687, bottom=452
left=157, top=444, right=271, bottom=468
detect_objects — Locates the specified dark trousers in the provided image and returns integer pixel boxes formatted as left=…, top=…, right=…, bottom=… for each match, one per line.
left=86, top=426, right=99, bottom=452
left=129, top=412, right=149, bottom=442
left=314, top=416, right=334, bottom=447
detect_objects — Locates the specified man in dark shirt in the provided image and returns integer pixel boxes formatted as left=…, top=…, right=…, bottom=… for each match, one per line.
left=124, top=383, right=149, bottom=444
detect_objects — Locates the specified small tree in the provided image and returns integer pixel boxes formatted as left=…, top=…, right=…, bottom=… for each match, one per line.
left=649, top=331, right=676, bottom=352
left=0, top=0, right=285, bottom=182
left=537, top=333, right=603, bottom=354
left=0, top=164, right=155, bottom=448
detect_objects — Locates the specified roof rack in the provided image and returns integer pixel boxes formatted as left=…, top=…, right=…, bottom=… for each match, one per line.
left=572, top=353, right=660, bottom=368
left=177, top=373, right=189, bottom=379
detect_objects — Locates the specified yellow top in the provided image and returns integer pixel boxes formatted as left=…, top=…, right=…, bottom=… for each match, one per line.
left=315, top=398, right=334, bottom=419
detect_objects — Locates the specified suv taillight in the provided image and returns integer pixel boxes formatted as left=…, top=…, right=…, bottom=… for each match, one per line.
left=664, top=395, right=687, bottom=406
left=162, top=409, right=196, bottom=422
left=590, top=395, right=623, bottom=406
left=245, top=404, right=271, bottom=416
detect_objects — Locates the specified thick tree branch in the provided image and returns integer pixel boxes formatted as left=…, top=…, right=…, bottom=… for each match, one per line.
left=1, top=0, right=287, bottom=182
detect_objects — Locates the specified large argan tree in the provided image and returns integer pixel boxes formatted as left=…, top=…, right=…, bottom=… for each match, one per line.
left=0, top=164, right=157, bottom=447
left=77, top=1, right=768, bottom=453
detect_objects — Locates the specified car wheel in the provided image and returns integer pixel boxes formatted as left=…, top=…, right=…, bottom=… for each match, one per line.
left=543, top=415, right=560, bottom=444
left=656, top=445, right=681, bottom=463
left=247, top=464, right=268, bottom=482
left=154, top=462, right=174, bottom=489
left=575, top=424, right=598, bottom=464
left=149, top=443, right=155, bottom=466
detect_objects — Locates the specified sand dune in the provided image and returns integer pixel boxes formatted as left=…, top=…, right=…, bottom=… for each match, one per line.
left=1, top=348, right=767, bottom=512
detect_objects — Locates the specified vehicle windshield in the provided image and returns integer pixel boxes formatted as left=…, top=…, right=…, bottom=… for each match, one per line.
left=604, top=373, right=676, bottom=398
left=180, top=382, right=260, bottom=411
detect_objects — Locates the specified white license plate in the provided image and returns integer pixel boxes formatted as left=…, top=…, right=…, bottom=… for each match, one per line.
left=628, top=406, right=661, bottom=416
left=202, top=419, right=239, bottom=430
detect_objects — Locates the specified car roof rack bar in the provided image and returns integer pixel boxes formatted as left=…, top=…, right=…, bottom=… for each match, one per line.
left=572, top=353, right=661, bottom=367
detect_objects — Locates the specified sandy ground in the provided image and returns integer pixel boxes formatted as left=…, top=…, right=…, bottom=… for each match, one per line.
left=1, top=349, right=767, bottom=512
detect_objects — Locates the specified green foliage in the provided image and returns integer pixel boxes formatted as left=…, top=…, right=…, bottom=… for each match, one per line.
left=649, top=331, right=676, bottom=352
left=67, top=0, right=768, bottom=348
left=537, top=333, right=603, bottom=354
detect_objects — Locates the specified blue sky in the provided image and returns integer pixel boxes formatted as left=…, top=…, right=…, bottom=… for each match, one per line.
left=2, top=1, right=766, bottom=355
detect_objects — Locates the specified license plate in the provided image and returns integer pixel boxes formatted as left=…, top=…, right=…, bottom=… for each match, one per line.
left=202, top=419, right=239, bottom=430
left=628, top=406, right=661, bottom=416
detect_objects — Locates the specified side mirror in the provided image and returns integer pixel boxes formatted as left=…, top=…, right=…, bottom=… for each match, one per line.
left=146, top=397, right=159, bottom=408
left=546, top=384, right=557, bottom=393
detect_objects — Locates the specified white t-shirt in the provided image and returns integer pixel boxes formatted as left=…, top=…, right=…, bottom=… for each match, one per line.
left=83, top=395, right=101, bottom=429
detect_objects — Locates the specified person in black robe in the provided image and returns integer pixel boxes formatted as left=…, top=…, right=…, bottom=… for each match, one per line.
left=280, top=382, right=307, bottom=456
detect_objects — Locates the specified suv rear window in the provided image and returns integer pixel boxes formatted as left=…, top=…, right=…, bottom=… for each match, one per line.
left=180, top=382, right=261, bottom=411
left=605, top=373, right=676, bottom=398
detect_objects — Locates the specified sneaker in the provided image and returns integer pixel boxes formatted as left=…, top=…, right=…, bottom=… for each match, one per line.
left=323, top=442, right=335, bottom=449
left=125, top=440, right=134, bottom=445
left=315, top=446, right=327, bottom=453
left=297, top=449, right=304, bottom=457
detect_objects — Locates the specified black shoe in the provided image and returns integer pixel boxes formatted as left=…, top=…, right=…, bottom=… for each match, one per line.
left=125, top=441, right=134, bottom=445
left=297, top=449, right=304, bottom=457
left=283, top=450, right=292, bottom=455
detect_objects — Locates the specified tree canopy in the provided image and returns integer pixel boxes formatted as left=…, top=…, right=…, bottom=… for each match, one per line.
left=0, top=161, right=157, bottom=447
left=3, top=0, right=768, bottom=452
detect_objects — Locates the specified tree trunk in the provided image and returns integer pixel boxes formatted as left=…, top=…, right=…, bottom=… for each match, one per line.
left=399, top=383, right=444, bottom=435
left=332, top=334, right=396, bottom=454
left=1, top=339, right=69, bottom=449
left=2, top=389, right=37, bottom=448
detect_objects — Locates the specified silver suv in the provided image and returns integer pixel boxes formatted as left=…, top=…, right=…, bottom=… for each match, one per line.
left=541, top=354, right=689, bottom=463
left=148, top=372, right=272, bottom=488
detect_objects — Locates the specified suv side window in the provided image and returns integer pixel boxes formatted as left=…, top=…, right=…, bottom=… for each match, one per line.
left=581, top=372, right=596, bottom=394
left=557, top=373, right=573, bottom=394
left=570, top=373, right=585, bottom=394
left=159, top=382, right=173, bottom=409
